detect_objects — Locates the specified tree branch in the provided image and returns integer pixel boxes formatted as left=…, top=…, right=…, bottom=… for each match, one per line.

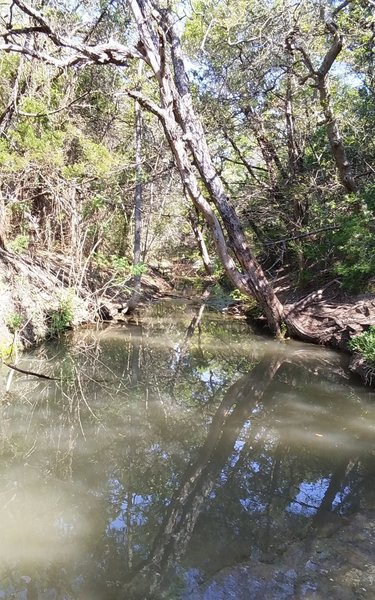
left=317, top=33, right=343, bottom=77
left=126, top=89, right=166, bottom=120
left=2, top=0, right=142, bottom=67
left=332, top=0, right=351, bottom=18
left=264, top=226, right=340, bottom=246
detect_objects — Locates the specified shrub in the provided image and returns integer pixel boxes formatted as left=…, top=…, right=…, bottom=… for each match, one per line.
left=48, top=294, right=74, bottom=338
left=349, top=327, right=375, bottom=366
left=9, top=235, right=29, bottom=253
left=6, top=313, right=23, bottom=333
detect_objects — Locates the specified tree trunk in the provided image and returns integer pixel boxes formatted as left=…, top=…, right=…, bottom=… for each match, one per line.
left=133, top=82, right=143, bottom=275
left=243, top=105, right=287, bottom=186
left=317, top=75, right=357, bottom=194
left=188, top=209, right=213, bottom=275
left=127, top=79, right=144, bottom=312
left=129, top=0, right=285, bottom=335
left=295, top=15, right=358, bottom=195
left=0, top=192, right=7, bottom=250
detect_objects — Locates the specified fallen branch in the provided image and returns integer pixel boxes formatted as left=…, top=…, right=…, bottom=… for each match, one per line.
left=265, top=226, right=339, bottom=245
left=4, top=362, right=58, bottom=380
left=3, top=361, right=113, bottom=383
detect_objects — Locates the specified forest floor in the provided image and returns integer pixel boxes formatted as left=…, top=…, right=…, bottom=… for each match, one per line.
left=0, top=248, right=374, bottom=385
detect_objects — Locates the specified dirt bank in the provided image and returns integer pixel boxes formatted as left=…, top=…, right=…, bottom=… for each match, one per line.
left=0, top=248, right=172, bottom=356
left=0, top=248, right=373, bottom=385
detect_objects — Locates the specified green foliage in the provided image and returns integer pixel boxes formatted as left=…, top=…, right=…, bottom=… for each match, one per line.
left=11, top=99, right=65, bottom=167
left=296, top=189, right=374, bottom=292
left=332, top=211, right=375, bottom=292
left=62, top=134, right=118, bottom=180
left=8, top=235, right=29, bottom=253
left=48, top=294, right=74, bottom=338
left=93, top=253, right=131, bottom=280
left=280, top=321, right=288, bottom=339
left=361, top=182, right=375, bottom=212
left=229, top=288, right=257, bottom=311
left=83, top=194, right=106, bottom=218
left=0, top=339, right=15, bottom=361
left=6, top=313, right=23, bottom=333
left=349, top=327, right=375, bottom=366
left=131, top=262, right=147, bottom=277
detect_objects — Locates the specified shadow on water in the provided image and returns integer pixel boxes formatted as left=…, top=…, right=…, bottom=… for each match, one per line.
left=0, top=300, right=374, bottom=599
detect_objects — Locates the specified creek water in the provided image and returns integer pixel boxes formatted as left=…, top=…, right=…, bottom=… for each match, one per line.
left=0, top=300, right=374, bottom=600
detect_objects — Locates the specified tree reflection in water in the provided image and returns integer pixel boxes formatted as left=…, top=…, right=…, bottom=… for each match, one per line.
left=0, top=301, right=374, bottom=599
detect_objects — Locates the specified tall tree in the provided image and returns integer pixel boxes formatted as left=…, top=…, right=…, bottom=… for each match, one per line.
left=128, top=0, right=285, bottom=334
left=0, top=0, right=286, bottom=333
left=1, top=0, right=374, bottom=340
left=292, top=1, right=358, bottom=194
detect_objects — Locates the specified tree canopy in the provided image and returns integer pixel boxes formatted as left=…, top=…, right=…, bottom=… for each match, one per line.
left=0, top=0, right=374, bottom=337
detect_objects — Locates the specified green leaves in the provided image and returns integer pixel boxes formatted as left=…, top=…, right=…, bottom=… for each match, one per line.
left=349, top=327, right=375, bottom=366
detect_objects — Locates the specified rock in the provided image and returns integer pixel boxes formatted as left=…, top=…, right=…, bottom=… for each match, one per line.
left=349, top=354, right=375, bottom=386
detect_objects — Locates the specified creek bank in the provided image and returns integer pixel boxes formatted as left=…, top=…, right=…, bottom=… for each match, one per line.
left=0, top=249, right=373, bottom=385
left=0, top=248, right=173, bottom=356
left=349, top=354, right=375, bottom=386
left=283, top=292, right=375, bottom=386
left=243, top=278, right=375, bottom=386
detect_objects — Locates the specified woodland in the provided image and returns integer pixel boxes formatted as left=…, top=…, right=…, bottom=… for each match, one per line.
left=0, top=0, right=374, bottom=368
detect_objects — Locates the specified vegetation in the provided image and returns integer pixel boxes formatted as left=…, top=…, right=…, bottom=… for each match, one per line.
left=349, top=326, right=375, bottom=366
left=48, top=295, right=74, bottom=338
left=0, top=0, right=373, bottom=347
left=6, top=313, right=23, bottom=333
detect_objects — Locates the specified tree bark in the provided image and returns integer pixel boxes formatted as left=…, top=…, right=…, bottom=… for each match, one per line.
left=242, top=104, right=287, bottom=186
left=0, top=192, right=8, bottom=250
left=128, top=0, right=285, bottom=335
left=317, top=74, right=357, bottom=194
left=188, top=208, right=213, bottom=275
left=295, top=15, right=358, bottom=194
left=133, top=72, right=143, bottom=274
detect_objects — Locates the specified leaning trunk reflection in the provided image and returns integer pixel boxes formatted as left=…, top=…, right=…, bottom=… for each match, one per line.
left=0, top=300, right=374, bottom=600
left=125, top=357, right=282, bottom=598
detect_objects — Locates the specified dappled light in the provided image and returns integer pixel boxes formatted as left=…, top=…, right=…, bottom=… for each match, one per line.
left=1, top=301, right=374, bottom=599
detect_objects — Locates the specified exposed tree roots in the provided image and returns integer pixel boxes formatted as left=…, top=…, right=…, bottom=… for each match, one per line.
left=0, top=248, right=374, bottom=384
left=286, top=294, right=375, bottom=350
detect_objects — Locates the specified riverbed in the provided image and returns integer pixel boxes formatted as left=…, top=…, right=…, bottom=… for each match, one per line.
left=0, top=300, right=374, bottom=599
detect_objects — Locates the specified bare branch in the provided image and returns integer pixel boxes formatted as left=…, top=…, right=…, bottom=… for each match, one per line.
left=200, top=18, right=216, bottom=52
left=1, top=0, right=142, bottom=67
left=126, top=89, right=166, bottom=120
left=264, top=226, right=340, bottom=246
left=16, top=90, right=94, bottom=117
left=317, top=33, right=343, bottom=77
left=332, top=0, right=351, bottom=18
left=0, top=42, right=75, bottom=66
left=294, top=43, right=316, bottom=75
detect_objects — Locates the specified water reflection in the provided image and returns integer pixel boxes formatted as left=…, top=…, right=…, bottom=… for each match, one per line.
left=0, top=301, right=374, bottom=599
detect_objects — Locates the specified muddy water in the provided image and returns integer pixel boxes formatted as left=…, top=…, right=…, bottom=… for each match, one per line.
left=0, top=300, right=374, bottom=599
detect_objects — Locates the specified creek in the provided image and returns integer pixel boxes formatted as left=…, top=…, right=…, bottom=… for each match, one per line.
left=0, top=300, right=374, bottom=599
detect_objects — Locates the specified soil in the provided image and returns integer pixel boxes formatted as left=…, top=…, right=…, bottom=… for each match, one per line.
left=0, top=248, right=173, bottom=351
left=0, top=248, right=374, bottom=385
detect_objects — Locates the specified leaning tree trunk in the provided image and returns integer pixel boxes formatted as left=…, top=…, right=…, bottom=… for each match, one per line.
left=295, top=13, right=357, bottom=195
left=188, top=208, right=213, bottom=276
left=317, top=74, right=357, bottom=194
left=129, top=0, right=285, bottom=335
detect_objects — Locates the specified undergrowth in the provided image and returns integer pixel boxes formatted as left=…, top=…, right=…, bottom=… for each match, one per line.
left=349, top=326, right=375, bottom=366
